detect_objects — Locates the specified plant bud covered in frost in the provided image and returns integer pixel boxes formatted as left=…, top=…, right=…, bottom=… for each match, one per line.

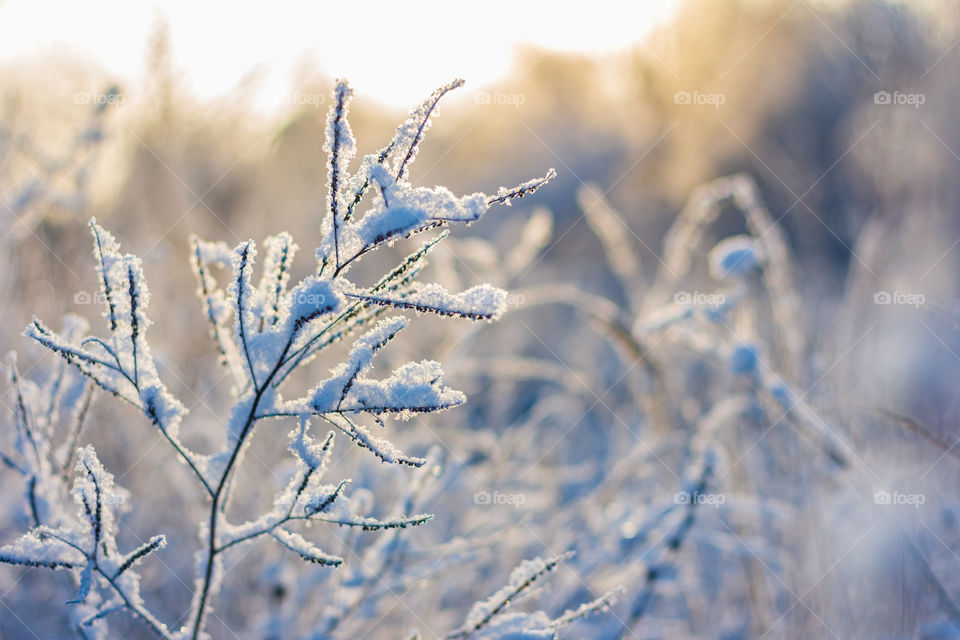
left=769, top=380, right=795, bottom=410
left=729, top=343, right=759, bottom=375
left=708, top=234, right=763, bottom=279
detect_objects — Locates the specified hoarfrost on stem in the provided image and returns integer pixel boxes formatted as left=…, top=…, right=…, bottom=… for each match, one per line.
left=4, top=77, right=556, bottom=640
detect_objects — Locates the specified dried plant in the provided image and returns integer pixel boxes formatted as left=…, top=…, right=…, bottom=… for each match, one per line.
left=1, top=87, right=117, bottom=244
left=1, top=79, right=556, bottom=639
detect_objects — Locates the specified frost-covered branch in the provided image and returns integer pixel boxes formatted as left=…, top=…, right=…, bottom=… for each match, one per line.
left=485, top=169, right=557, bottom=207
left=325, top=81, right=356, bottom=271
left=8, top=77, right=554, bottom=640
left=0, top=446, right=170, bottom=639
left=446, top=552, right=614, bottom=640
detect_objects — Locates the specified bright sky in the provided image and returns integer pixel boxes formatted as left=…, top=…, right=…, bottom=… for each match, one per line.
left=0, top=0, right=680, bottom=110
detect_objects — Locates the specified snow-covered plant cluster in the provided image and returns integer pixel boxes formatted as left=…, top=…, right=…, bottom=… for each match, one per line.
left=350, top=174, right=898, bottom=638
left=231, top=173, right=839, bottom=638
left=0, top=162, right=900, bottom=639
left=0, top=79, right=602, bottom=639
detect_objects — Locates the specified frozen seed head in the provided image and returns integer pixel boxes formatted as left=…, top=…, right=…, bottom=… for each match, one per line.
left=729, top=343, right=759, bottom=376
left=708, top=235, right=762, bottom=280
left=769, top=381, right=795, bottom=410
